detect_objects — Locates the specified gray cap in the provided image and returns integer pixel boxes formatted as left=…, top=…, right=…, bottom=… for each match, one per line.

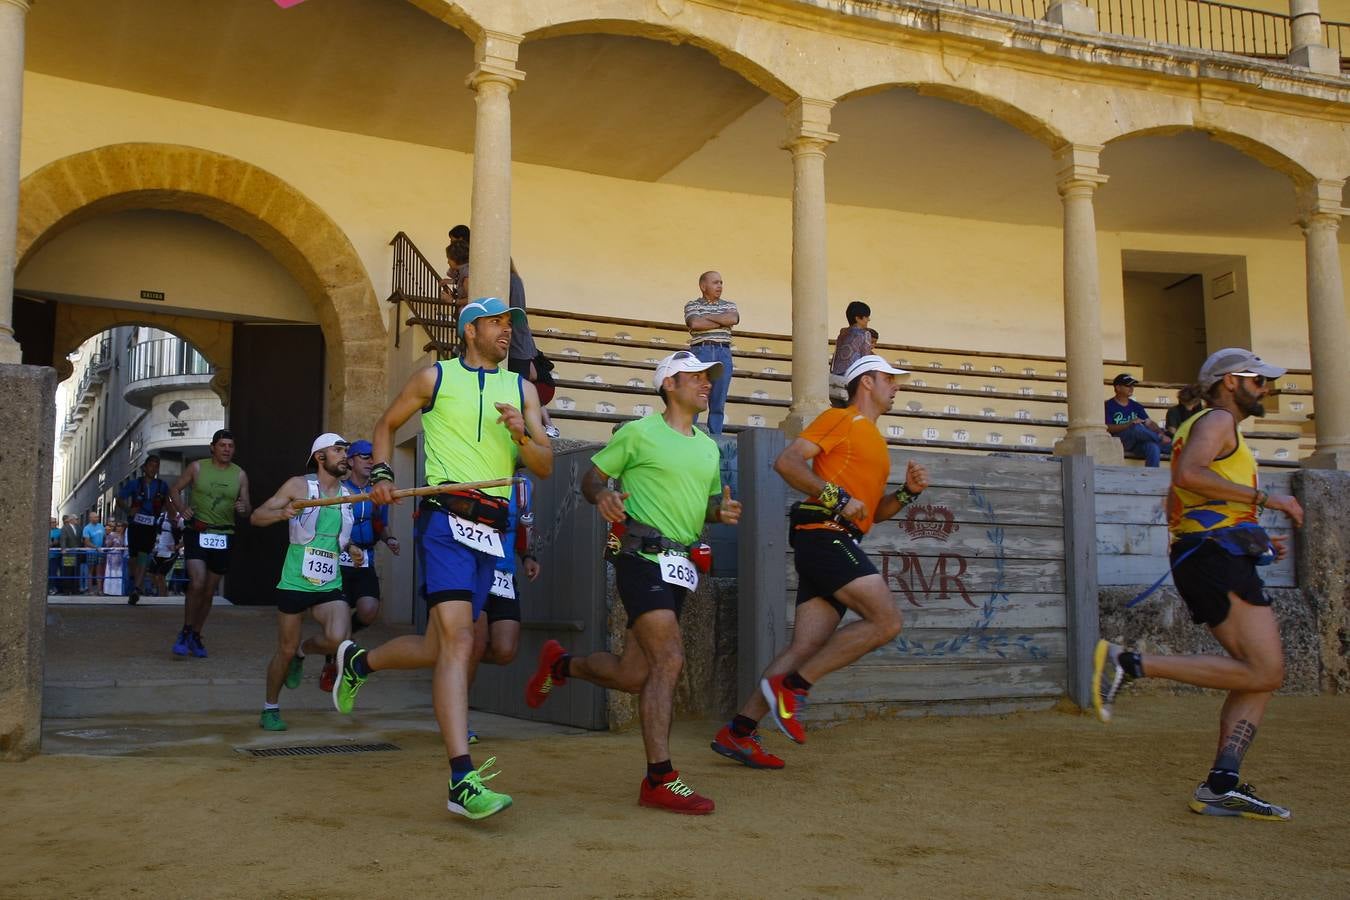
left=1197, top=348, right=1286, bottom=392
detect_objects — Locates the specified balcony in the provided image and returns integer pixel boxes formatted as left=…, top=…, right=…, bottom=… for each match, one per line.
left=123, top=337, right=215, bottom=409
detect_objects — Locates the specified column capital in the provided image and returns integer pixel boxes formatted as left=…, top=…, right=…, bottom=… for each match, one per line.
left=466, top=30, right=525, bottom=91
left=1297, top=178, right=1347, bottom=231
left=1053, top=143, right=1108, bottom=194
left=782, top=97, right=839, bottom=152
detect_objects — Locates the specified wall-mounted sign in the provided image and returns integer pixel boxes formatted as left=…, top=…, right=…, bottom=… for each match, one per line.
left=140, top=290, right=166, bottom=301
left=167, top=419, right=189, bottom=438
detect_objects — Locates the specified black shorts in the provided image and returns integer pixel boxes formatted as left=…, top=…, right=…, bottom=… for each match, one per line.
left=790, top=526, right=879, bottom=619
left=276, top=587, right=347, bottom=615
left=484, top=591, right=522, bottom=624
left=614, top=554, right=687, bottom=624
left=1171, top=541, right=1270, bottom=628
left=184, top=530, right=231, bottom=575
left=340, top=563, right=381, bottom=607
left=128, top=523, right=157, bottom=556
left=150, top=554, right=178, bottom=576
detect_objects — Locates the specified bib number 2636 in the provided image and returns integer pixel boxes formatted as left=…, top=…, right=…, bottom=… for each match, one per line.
left=450, top=515, right=505, bottom=558
left=658, top=552, right=698, bottom=591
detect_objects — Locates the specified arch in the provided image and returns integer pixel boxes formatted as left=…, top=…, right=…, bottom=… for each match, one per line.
left=834, top=82, right=1066, bottom=148
left=1103, top=125, right=1315, bottom=188
left=16, top=144, right=386, bottom=436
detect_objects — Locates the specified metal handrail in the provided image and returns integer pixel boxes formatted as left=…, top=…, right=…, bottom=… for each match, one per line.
left=389, top=231, right=457, bottom=358
left=126, top=337, right=213, bottom=385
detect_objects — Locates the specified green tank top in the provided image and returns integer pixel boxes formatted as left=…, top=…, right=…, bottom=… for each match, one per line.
left=192, top=462, right=242, bottom=532
left=422, top=359, right=522, bottom=499
left=277, top=504, right=342, bottom=593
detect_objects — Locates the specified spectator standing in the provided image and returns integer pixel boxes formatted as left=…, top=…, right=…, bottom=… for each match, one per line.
left=1105, top=374, right=1170, bottom=467
left=82, top=511, right=106, bottom=595
left=684, top=271, right=738, bottom=434
left=1165, top=384, right=1204, bottom=437
left=103, top=523, right=127, bottom=596
left=59, top=515, right=81, bottom=593
left=47, top=517, right=61, bottom=595
left=829, top=301, right=875, bottom=406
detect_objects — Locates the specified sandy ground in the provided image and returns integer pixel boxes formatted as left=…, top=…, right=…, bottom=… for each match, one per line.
left=3, top=695, right=1348, bottom=899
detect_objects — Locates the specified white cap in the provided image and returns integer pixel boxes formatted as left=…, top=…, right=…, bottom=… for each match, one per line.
left=842, top=354, right=910, bottom=383
left=1197, top=348, right=1286, bottom=392
left=306, top=432, right=347, bottom=466
left=653, top=350, right=724, bottom=390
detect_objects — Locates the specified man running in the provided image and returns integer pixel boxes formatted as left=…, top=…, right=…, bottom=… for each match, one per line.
left=249, top=434, right=363, bottom=731
left=1094, top=348, right=1303, bottom=821
left=525, top=350, right=740, bottom=814
left=332, top=297, right=553, bottom=821
left=466, top=472, right=540, bottom=742
left=118, top=455, right=171, bottom=605
left=316, top=439, right=400, bottom=693
left=168, top=429, right=251, bottom=658
left=713, top=355, right=928, bottom=766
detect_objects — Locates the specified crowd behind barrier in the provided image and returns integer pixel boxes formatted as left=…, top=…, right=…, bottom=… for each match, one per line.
left=45, top=545, right=187, bottom=597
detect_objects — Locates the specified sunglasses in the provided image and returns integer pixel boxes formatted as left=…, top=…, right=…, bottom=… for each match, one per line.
left=1230, top=373, right=1268, bottom=387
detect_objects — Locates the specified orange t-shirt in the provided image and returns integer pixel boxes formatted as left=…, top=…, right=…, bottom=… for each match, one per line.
left=800, top=406, right=892, bottom=534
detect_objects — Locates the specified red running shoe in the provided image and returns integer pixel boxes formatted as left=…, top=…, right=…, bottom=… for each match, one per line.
left=638, top=771, right=715, bottom=815
left=524, top=639, right=568, bottom=709
left=761, top=674, right=808, bottom=744
left=319, top=658, right=338, bottom=693
left=710, top=724, right=785, bottom=770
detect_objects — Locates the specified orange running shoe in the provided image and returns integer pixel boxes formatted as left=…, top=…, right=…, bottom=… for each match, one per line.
left=638, top=771, right=715, bottom=815
left=762, top=674, right=808, bottom=744
left=524, top=639, right=568, bottom=709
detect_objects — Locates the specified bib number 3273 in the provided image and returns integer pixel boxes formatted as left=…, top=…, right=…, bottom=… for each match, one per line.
left=301, top=547, right=338, bottom=585
left=199, top=532, right=228, bottom=551
left=659, top=552, right=698, bottom=592
left=450, top=515, right=505, bottom=558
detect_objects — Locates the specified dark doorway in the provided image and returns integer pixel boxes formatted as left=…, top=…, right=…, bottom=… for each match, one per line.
left=12, top=295, right=56, bottom=367
left=1122, top=271, right=1206, bottom=384
left=225, top=323, right=324, bottom=604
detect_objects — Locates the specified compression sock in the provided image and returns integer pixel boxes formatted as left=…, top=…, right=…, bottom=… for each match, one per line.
left=783, top=671, right=813, bottom=693
left=730, top=715, right=758, bottom=738
left=450, top=755, right=474, bottom=784
left=647, top=760, right=675, bottom=787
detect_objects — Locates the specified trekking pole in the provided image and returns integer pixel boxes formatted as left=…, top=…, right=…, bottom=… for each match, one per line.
left=291, top=477, right=519, bottom=510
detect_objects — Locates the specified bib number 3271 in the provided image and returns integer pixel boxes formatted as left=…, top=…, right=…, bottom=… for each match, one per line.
left=659, top=552, right=698, bottom=592
left=301, top=547, right=338, bottom=585
left=450, top=515, right=505, bottom=558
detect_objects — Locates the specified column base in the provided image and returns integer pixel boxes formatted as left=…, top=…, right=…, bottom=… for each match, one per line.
left=1044, top=0, right=1098, bottom=32
left=780, top=399, right=828, bottom=439
left=0, top=335, right=22, bottom=366
left=1301, top=446, right=1350, bottom=471
left=1288, top=45, right=1340, bottom=76
left=1053, top=429, right=1124, bottom=464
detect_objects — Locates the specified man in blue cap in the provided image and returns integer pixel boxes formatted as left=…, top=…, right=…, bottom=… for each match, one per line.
left=332, top=297, right=553, bottom=821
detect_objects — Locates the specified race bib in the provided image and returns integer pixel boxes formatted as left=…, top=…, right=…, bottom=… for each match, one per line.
left=199, top=532, right=228, bottom=551
left=449, top=515, right=505, bottom=558
left=301, top=546, right=338, bottom=585
left=61, top=554, right=77, bottom=568
left=658, top=552, right=698, bottom=592
left=489, top=568, right=516, bottom=600
left=133, top=513, right=156, bottom=527
left=339, top=549, right=370, bottom=568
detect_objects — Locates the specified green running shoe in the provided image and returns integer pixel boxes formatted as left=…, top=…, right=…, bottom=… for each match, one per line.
left=447, top=757, right=513, bottom=820
left=259, top=708, right=287, bottom=731
left=332, top=639, right=368, bottom=714
left=284, top=654, right=305, bottom=690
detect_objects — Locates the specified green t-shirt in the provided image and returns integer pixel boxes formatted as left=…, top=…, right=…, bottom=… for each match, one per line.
left=192, top=462, right=242, bottom=532
left=591, top=414, right=722, bottom=559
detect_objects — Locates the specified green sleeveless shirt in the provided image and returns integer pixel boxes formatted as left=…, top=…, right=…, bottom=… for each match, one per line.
left=193, top=462, right=242, bottom=532
left=422, top=358, right=522, bottom=499
left=277, top=504, right=342, bottom=593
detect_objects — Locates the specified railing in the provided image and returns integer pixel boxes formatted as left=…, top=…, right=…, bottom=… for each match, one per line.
left=947, top=0, right=1348, bottom=65
left=389, top=231, right=457, bottom=359
left=126, top=337, right=213, bottom=385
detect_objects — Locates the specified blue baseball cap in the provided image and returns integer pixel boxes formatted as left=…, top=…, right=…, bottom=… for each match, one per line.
left=348, top=439, right=373, bottom=457
left=458, top=297, right=527, bottom=336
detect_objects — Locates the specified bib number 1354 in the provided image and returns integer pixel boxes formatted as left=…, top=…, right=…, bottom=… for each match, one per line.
left=658, top=552, right=698, bottom=591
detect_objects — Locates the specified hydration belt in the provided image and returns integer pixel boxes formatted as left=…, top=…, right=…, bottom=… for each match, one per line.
left=788, top=501, right=862, bottom=540
left=420, top=486, right=510, bottom=532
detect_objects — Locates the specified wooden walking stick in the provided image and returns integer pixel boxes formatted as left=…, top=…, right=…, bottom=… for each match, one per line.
left=291, top=477, right=518, bottom=510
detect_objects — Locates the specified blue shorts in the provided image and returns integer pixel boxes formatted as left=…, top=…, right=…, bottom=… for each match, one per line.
left=416, top=509, right=497, bottom=620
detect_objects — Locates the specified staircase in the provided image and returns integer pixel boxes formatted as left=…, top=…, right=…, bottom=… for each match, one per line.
left=388, top=231, right=457, bottom=359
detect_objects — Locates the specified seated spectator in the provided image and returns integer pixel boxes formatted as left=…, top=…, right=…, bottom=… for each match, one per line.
left=1164, top=383, right=1203, bottom=437
left=829, top=301, right=875, bottom=406
left=1105, top=373, right=1170, bottom=467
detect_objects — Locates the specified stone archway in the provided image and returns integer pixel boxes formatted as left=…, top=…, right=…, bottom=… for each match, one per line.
left=16, top=143, right=386, bottom=436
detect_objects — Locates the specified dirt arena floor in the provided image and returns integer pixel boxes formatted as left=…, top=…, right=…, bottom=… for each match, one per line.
left=3, top=695, right=1347, bottom=899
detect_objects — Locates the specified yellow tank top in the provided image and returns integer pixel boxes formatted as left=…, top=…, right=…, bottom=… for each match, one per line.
left=1166, top=408, right=1259, bottom=539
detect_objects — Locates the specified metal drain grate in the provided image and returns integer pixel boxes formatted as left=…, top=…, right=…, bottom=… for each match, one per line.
left=241, top=742, right=401, bottom=758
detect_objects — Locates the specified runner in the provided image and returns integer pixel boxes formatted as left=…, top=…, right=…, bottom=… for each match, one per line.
left=1093, top=348, right=1303, bottom=821
left=167, top=429, right=251, bottom=658
left=712, top=355, right=928, bottom=766
left=117, top=455, right=170, bottom=606
left=249, top=434, right=361, bottom=731
left=332, top=296, right=553, bottom=821
left=317, top=439, right=400, bottom=693
left=524, top=350, right=740, bottom=815
left=466, top=472, right=540, bottom=742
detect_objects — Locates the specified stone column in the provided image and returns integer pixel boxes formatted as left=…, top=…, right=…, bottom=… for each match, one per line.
left=1052, top=144, right=1123, bottom=464
left=1298, top=180, right=1350, bottom=470
left=1288, top=0, right=1339, bottom=75
left=0, top=0, right=32, bottom=366
left=1044, top=0, right=1098, bottom=32
left=780, top=98, right=837, bottom=437
left=465, top=31, right=525, bottom=305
